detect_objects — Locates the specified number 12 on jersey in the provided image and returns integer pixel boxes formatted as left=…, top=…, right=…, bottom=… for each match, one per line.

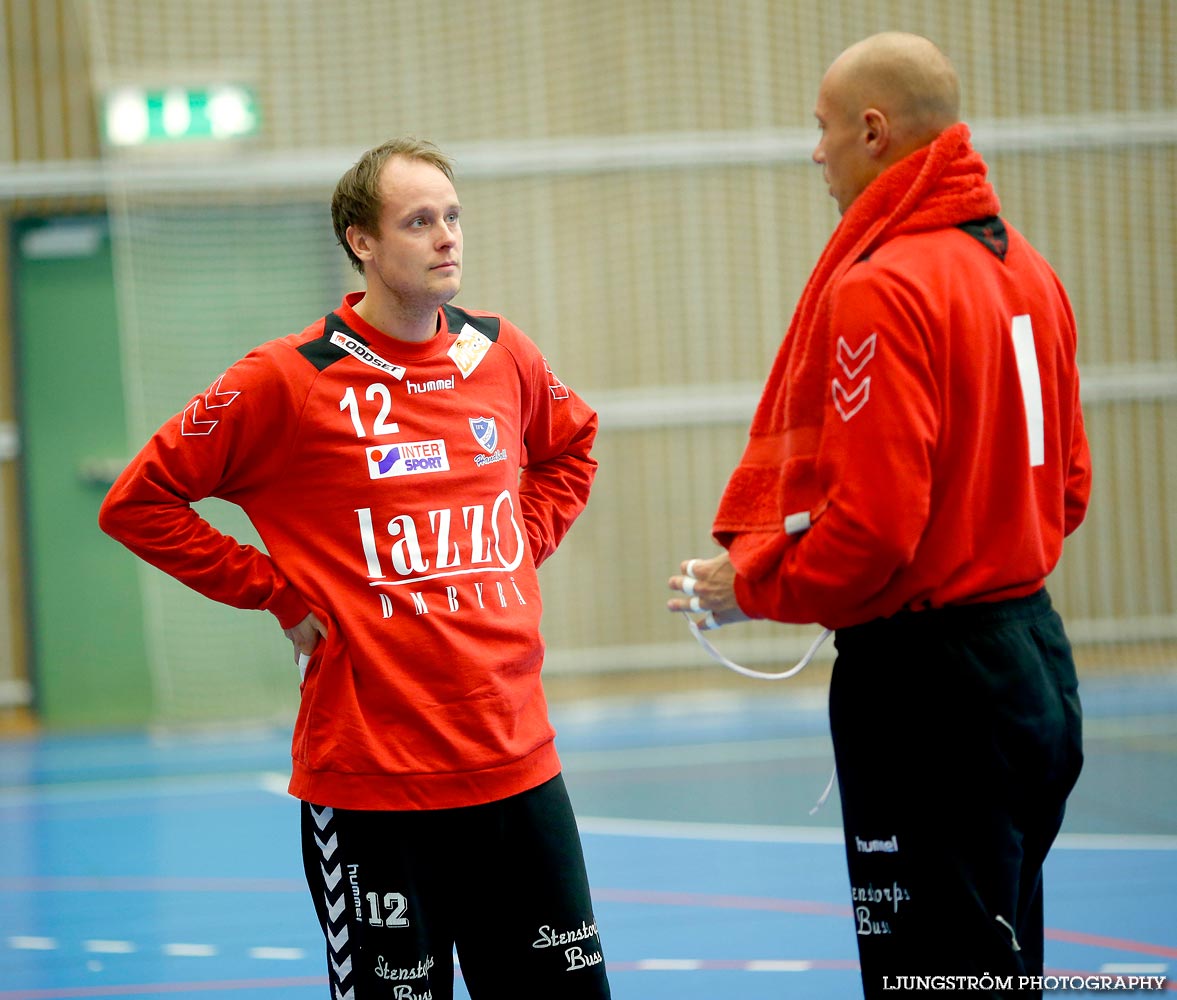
left=340, top=384, right=401, bottom=438
left=366, top=890, right=410, bottom=928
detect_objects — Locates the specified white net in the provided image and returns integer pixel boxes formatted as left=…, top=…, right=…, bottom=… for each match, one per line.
left=82, top=0, right=1177, bottom=722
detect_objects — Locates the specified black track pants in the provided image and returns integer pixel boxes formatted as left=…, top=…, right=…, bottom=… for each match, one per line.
left=301, top=773, right=611, bottom=999
left=830, top=589, right=1083, bottom=999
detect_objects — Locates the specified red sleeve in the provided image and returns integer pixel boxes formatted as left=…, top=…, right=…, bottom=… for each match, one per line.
left=98, top=349, right=312, bottom=629
left=1064, top=395, right=1091, bottom=536
left=734, top=269, right=936, bottom=623
left=514, top=349, right=598, bottom=568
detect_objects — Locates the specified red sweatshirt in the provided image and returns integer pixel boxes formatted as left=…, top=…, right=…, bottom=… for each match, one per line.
left=100, top=293, right=597, bottom=810
left=733, top=218, right=1092, bottom=628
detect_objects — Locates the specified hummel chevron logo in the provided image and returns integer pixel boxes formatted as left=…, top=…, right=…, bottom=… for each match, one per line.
left=310, top=805, right=333, bottom=831
left=335, top=986, right=355, bottom=1000
left=325, top=891, right=346, bottom=923
left=331, top=954, right=353, bottom=980
left=321, top=863, right=342, bottom=892
left=181, top=374, right=240, bottom=437
left=544, top=360, right=570, bottom=400
left=327, top=922, right=350, bottom=953
left=836, top=333, right=877, bottom=380
left=315, top=831, right=338, bottom=860
left=833, top=378, right=871, bottom=422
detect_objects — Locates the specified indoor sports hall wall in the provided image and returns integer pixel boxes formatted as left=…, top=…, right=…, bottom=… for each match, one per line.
left=1, top=0, right=1174, bottom=725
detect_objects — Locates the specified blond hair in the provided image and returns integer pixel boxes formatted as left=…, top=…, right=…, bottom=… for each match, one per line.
left=331, top=137, right=455, bottom=273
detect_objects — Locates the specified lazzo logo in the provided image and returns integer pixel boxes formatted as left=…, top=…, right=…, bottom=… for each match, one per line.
left=469, top=417, right=497, bottom=453
left=355, top=489, right=525, bottom=586
left=331, top=331, right=407, bottom=380
left=366, top=440, right=449, bottom=479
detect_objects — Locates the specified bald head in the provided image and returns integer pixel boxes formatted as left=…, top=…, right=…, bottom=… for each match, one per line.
left=812, top=32, right=961, bottom=213
left=830, top=32, right=960, bottom=150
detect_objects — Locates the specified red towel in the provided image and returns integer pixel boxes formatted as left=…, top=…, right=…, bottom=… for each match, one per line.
left=712, top=123, right=1001, bottom=581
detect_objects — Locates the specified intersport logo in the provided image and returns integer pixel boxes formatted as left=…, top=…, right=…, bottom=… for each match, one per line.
left=366, top=439, right=450, bottom=479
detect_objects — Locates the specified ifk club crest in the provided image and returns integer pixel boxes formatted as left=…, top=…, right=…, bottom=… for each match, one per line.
left=469, top=416, right=497, bottom=453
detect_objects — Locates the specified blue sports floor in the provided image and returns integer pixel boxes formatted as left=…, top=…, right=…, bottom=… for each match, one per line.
left=1, top=671, right=1175, bottom=998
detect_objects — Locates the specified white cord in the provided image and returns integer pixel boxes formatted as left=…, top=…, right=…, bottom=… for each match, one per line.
left=683, top=612, right=838, bottom=813
left=683, top=612, right=832, bottom=681
left=809, top=765, right=837, bottom=816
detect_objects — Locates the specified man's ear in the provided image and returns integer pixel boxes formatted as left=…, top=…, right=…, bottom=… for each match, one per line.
left=863, top=108, right=891, bottom=158
left=346, top=224, right=373, bottom=264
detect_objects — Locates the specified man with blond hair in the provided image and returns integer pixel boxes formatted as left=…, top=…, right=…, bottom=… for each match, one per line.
left=670, top=34, right=1090, bottom=997
left=102, top=136, right=611, bottom=999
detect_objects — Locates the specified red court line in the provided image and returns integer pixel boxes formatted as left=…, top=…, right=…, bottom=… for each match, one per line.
left=1048, top=969, right=1177, bottom=992
left=2, top=964, right=1170, bottom=999
left=1046, top=927, right=1177, bottom=960
left=608, top=958, right=862, bottom=971
left=594, top=887, right=1175, bottom=963
left=7, top=880, right=1172, bottom=960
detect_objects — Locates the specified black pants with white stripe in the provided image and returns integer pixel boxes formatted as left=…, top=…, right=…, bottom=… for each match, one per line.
left=830, top=589, right=1083, bottom=999
left=301, top=773, right=611, bottom=999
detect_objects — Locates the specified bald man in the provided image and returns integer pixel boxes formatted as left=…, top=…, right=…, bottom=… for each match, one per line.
left=670, top=33, right=1090, bottom=998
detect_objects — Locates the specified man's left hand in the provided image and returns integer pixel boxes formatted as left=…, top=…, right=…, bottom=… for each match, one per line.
left=667, top=552, right=751, bottom=629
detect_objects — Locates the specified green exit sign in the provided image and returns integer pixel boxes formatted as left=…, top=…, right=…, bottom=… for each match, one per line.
left=103, top=85, right=259, bottom=147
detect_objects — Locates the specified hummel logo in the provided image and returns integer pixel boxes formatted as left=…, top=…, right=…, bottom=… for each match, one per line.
left=181, top=374, right=240, bottom=436
left=315, top=832, right=338, bottom=860
left=545, top=360, right=570, bottom=400
left=325, top=893, right=346, bottom=922
left=833, top=378, right=871, bottom=422
left=836, top=333, right=877, bottom=380
left=321, top=864, right=342, bottom=892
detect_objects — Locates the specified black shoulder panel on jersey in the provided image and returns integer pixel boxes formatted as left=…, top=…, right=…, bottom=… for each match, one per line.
left=442, top=304, right=501, bottom=342
left=297, top=312, right=362, bottom=371
left=959, top=216, right=1009, bottom=262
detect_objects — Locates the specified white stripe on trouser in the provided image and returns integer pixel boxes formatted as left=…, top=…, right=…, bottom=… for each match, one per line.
left=310, top=805, right=355, bottom=1000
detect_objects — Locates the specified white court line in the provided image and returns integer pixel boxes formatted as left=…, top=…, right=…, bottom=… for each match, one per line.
left=1084, top=715, right=1177, bottom=739
left=248, top=946, right=306, bottom=960
left=259, top=771, right=290, bottom=796
left=1054, top=832, right=1177, bottom=851
left=7, top=938, right=300, bottom=961
left=84, top=939, right=136, bottom=953
left=636, top=958, right=703, bottom=970
left=7, top=936, right=57, bottom=950
left=561, top=737, right=833, bottom=772
left=576, top=815, right=1177, bottom=851
left=22, top=762, right=1162, bottom=851
left=1100, top=964, right=1169, bottom=974
left=0, top=771, right=280, bottom=806
left=163, top=942, right=218, bottom=957
left=747, top=960, right=814, bottom=972
left=578, top=815, right=844, bottom=845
